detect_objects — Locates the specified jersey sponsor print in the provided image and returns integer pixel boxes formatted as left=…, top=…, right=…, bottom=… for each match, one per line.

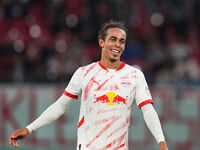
left=64, top=62, right=153, bottom=150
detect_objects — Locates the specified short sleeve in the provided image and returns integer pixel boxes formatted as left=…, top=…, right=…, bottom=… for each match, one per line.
left=135, top=69, right=153, bottom=109
left=64, top=68, right=82, bottom=99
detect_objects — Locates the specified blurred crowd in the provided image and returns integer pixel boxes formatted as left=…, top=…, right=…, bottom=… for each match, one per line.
left=0, top=0, right=200, bottom=86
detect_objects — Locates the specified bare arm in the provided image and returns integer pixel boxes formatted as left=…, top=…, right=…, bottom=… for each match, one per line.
left=159, top=141, right=168, bottom=150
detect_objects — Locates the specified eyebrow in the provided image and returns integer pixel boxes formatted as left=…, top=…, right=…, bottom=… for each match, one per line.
left=109, top=36, right=126, bottom=41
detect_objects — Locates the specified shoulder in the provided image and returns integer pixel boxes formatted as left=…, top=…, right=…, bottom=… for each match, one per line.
left=124, top=64, right=143, bottom=74
left=124, top=64, right=146, bottom=81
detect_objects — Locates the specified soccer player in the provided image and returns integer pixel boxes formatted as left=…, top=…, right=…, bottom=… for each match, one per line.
left=9, top=20, right=168, bottom=150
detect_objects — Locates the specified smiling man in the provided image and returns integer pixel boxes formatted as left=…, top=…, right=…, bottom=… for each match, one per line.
left=99, top=27, right=126, bottom=65
left=9, top=20, right=168, bottom=150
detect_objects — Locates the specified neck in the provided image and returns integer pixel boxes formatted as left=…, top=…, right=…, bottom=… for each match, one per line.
left=100, top=58, right=122, bottom=69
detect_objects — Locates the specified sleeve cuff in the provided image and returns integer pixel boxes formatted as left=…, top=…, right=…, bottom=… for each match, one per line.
left=26, top=125, right=33, bottom=134
left=156, top=135, right=165, bottom=144
left=64, top=91, right=78, bottom=99
left=138, top=99, right=153, bottom=109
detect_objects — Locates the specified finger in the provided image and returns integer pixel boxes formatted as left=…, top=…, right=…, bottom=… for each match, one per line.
left=10, top=139, right=15, bottom=146
left=9, top=137, right=14, bottom=145
left=14, top=142, right=19, bottom=148
left=11, top=139, right=18, bottom=148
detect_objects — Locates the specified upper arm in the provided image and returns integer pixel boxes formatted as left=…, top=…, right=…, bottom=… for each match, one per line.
left=135, top=69, right=153, bottom=109
left=64, top=68, right=82, bottom=99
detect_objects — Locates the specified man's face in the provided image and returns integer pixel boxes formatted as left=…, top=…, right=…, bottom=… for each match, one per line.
left=99, top=28, right=126, bottom=62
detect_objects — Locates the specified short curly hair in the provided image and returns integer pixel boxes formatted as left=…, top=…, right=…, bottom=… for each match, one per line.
left=98, top=20, right=127, bottom=41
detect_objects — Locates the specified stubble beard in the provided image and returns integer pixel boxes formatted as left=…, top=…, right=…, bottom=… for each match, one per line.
left=109, top=58, right=118, bottom=63
left=109, top=53, right=120, bottom=63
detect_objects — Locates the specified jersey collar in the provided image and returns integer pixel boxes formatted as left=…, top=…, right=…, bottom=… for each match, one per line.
left=98, top=61, right=126, bottom=72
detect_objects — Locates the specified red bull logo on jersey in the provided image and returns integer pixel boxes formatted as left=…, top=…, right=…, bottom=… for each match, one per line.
left=94, top=92, right=127, bottom=106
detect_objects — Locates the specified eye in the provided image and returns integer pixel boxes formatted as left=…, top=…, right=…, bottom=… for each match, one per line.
left=120, top=39, right=126, bottom=44
left=110, top=37, right=116, bottom=41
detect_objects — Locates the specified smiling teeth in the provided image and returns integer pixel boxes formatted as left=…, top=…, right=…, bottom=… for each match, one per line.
left=112, top=50, right=120, bottom=53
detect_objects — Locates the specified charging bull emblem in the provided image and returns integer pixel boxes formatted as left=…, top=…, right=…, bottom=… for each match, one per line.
left=94, top=92, right=127, bottom=106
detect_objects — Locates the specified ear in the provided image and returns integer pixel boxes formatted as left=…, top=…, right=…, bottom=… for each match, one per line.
left=98, top=39, right=104, bottom=48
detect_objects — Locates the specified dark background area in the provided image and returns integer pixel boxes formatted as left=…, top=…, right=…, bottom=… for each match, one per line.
left=0, top=0, right=200, bottom=86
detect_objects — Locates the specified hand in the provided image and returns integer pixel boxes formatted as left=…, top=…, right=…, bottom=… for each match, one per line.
left=9, top=128, right=29, bottom=148
left=159, top=141, right=168, bottom=150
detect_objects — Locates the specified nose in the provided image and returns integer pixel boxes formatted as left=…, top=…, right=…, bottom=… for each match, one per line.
left=114, top=40, right=121, bottom=47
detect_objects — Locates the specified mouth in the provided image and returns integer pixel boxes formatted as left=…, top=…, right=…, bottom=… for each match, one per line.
left=111, top=49, right=121, bottom=54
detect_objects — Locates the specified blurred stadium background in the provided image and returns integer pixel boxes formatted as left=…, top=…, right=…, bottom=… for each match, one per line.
left=0, top=0, right=200, bottom=150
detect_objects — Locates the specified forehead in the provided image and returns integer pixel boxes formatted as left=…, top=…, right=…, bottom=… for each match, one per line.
left=106, top=28, right=126, bottom=39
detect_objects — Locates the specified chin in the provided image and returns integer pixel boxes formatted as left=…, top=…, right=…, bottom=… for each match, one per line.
left=109, top=58, right=118, bottom=62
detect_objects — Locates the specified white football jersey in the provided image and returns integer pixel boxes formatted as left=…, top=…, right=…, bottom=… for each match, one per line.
left=64, top=61, right=153, bottom=150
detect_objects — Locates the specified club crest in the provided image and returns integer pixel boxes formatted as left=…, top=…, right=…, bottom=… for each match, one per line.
left=121, top=80, right=132, bottom=88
